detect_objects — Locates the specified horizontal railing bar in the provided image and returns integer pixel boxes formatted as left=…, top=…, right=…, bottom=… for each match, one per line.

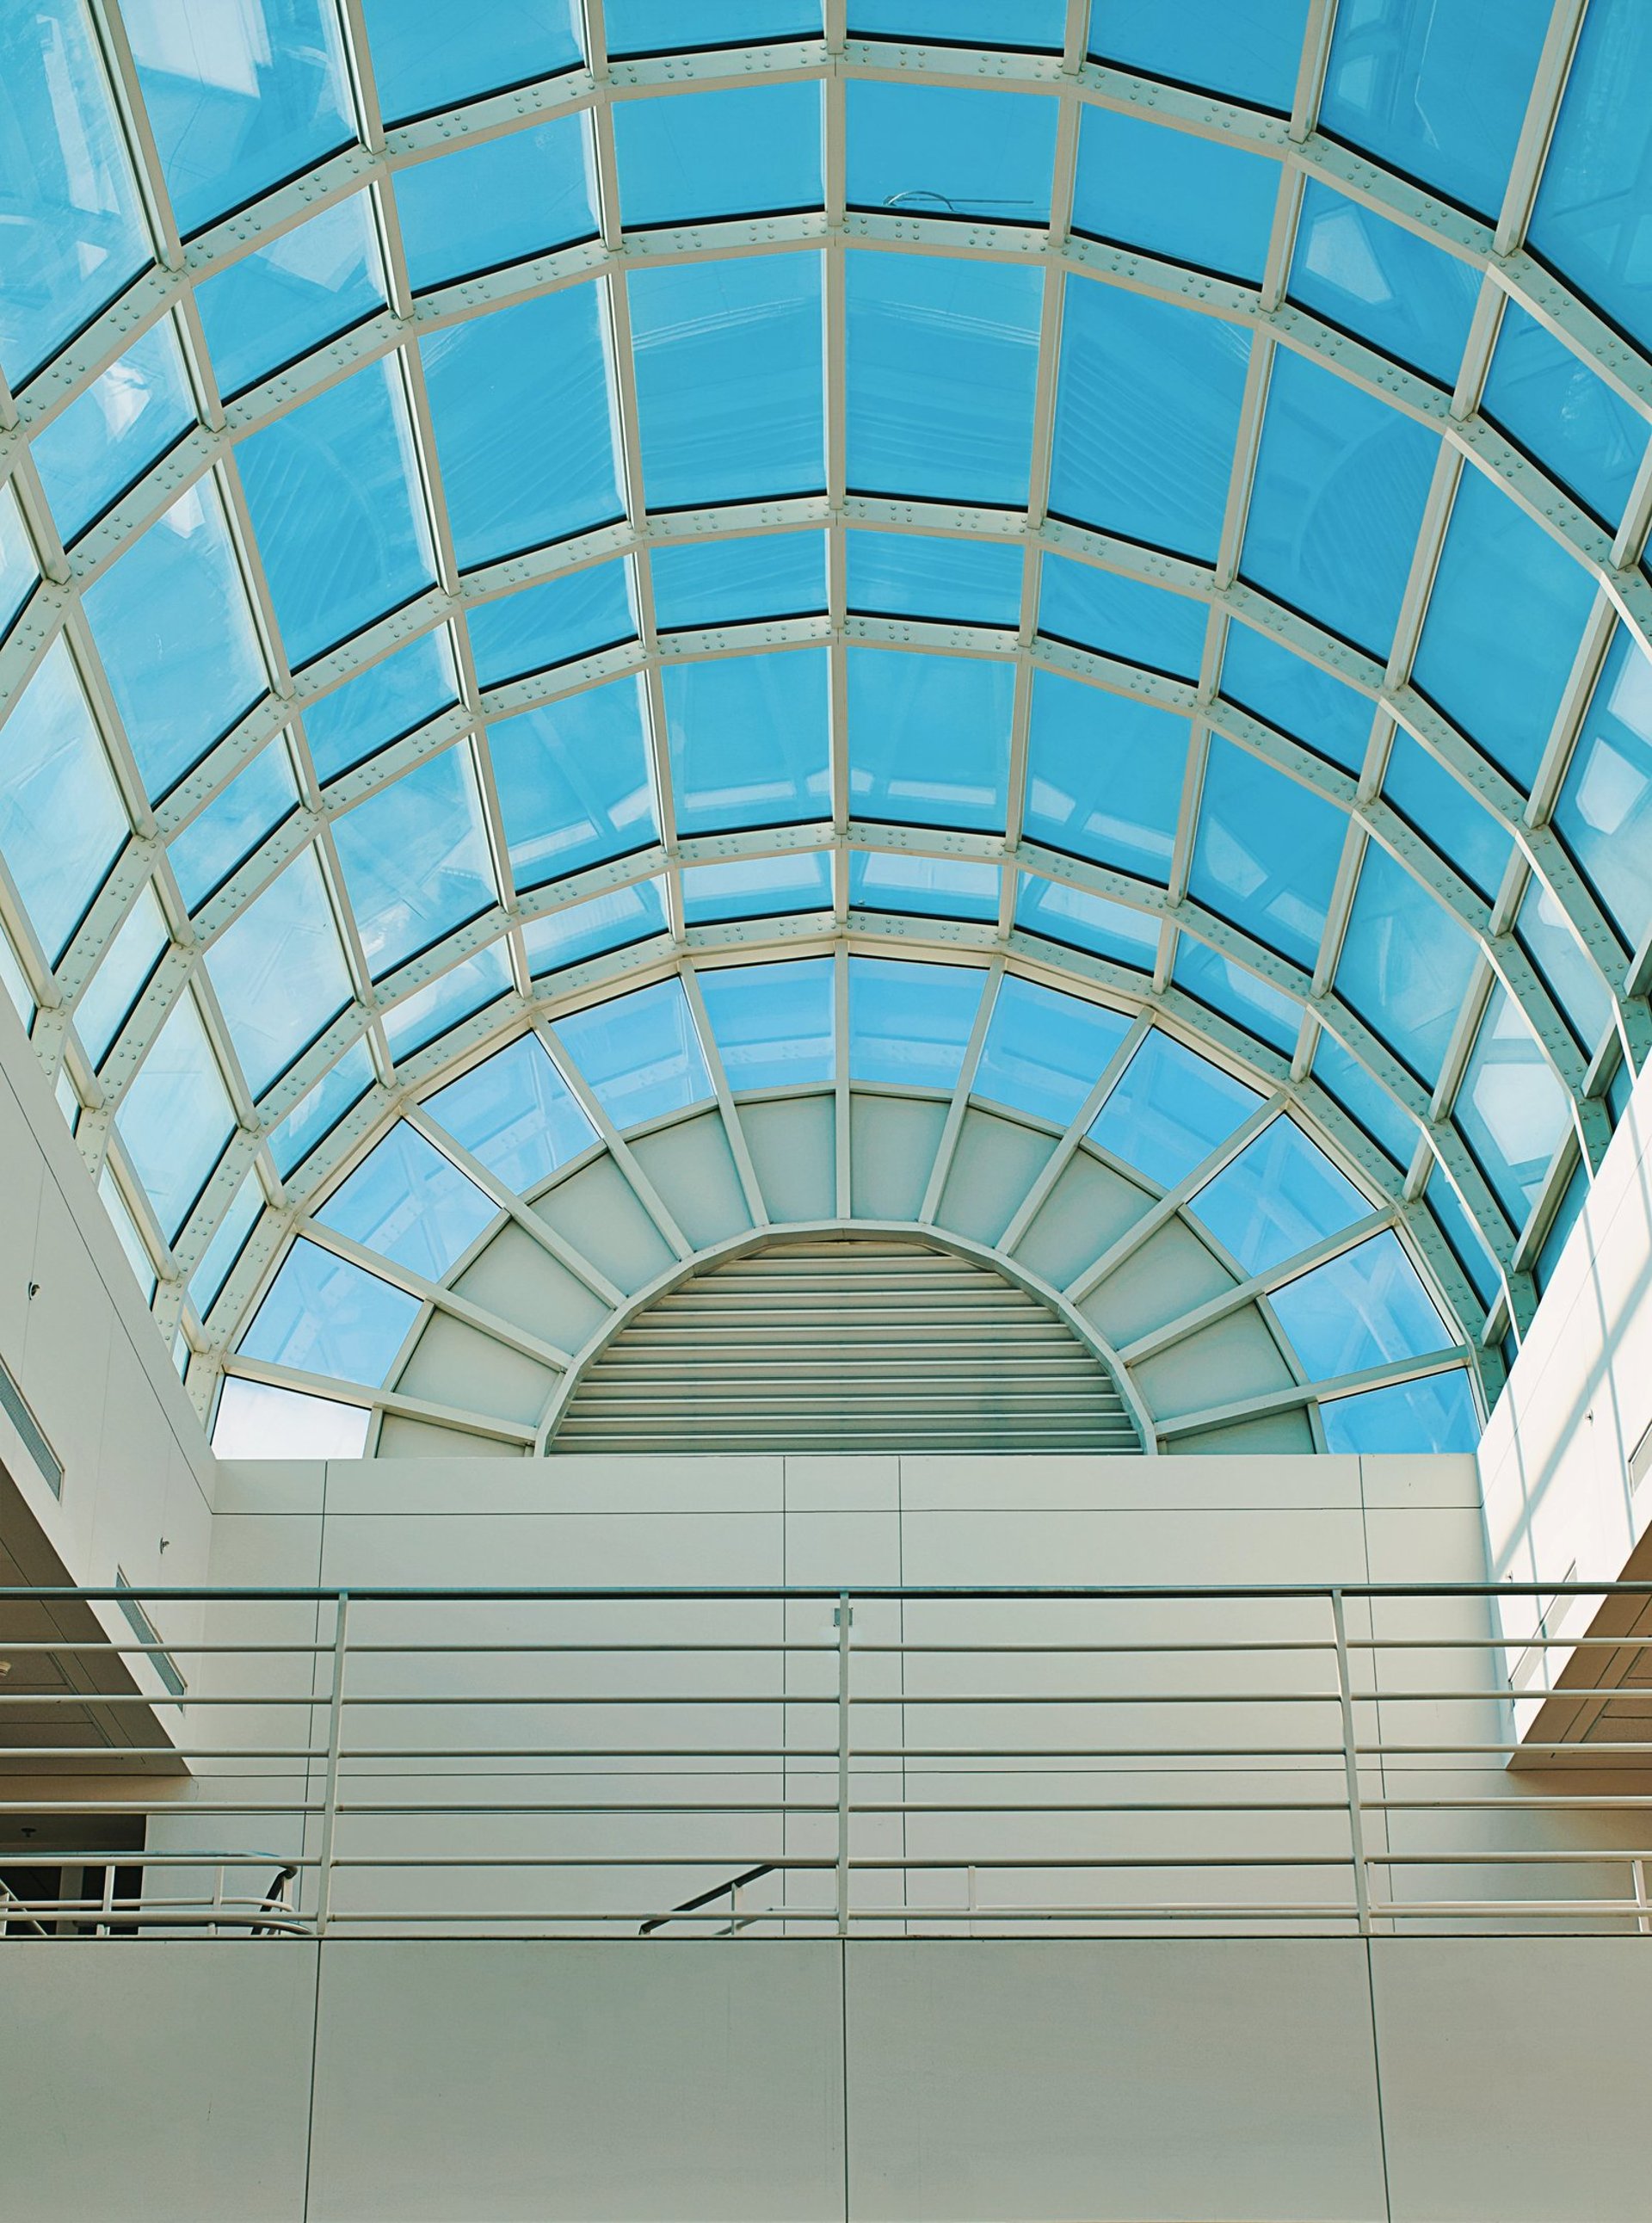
left=7, top=1583, right=1652, bottom=1600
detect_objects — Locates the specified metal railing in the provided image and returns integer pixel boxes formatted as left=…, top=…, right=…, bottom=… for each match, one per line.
left=3, top=1582, right=1652, bottom=1940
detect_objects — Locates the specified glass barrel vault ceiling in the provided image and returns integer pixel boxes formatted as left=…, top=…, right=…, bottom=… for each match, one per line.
left=0, top=0, right=1648, bottom=1455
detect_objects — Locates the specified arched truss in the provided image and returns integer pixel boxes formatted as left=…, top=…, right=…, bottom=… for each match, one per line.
left=0, top=0, right=1649, bottom=1428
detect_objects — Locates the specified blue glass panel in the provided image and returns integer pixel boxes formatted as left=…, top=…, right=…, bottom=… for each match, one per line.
left=31, top=320, right=194, bottom=540
left=1532, top=1, right=1652, bottom=352
left=846, top=531, right=1022, bottom=627
left=305, top=631, right=458, bottom=783
left=1289, top=183, right=1480, bottom=383
left=1014, top=874, right=1160, bottom=971
left=1312, top=1030, right=1417, bottom=1168
left=1425, top=1163, right=1503, bottom=1305
left=1192, top=1116, right=1367, bottom=1275
left=100, top=1166, right=156, bottom=1299
left=664, top=649, right=830, bottom=833
left=975, top=977, right=1131, bottom=1128
left=1173, top=940, right=1301, bottom=1053
left=652, top=534, right=827, bottom=630
left=424, top=1034, right=595, bottom=1192
left=318, top=1122, right=495, bottom=1281
left=606, top=1, right=820, bottom=53
left=194, top=193, right=385, bottom=399
left=1608, top=1049, right=1634, bottom=1127
left=1187, top=739, right=1346, bottom=968
left=422, top=287, right=621, bottom=565
left=237, top=357, right=435, bottom=664
left=1023, top=671, right=1189, bottom=886
left=116, top=991, right=234, bottom=1241
left=83, top=481, right=267, bottom=798
left=1089, top=1030, right=1261, bottom=1189
left=699, top=958, right=835, bottom=1091
left=1534, top=1155, right=1590, bottom=1296
left=521, top=880, right=669, bottom=974
left=128, top=0, right=354, bottom=237
left=0, top=485, right=39, bottom=641
left=1482, top=302, right=1648, bottom=530
left=555, top=977, right=712, bottom=1129
left=851, top=2, right=1063, bottom=50
left=681, top=850, right=833, bottom=924
left=1218, top=625, right=1372, bottom=775
left=190, top=1166, right=263, bottom=1315
left=396, top=115, right=596, bottom=291
left=268, top=1037, right=375, bottom=1177
left=630, top=255, right=823, bottom=508
left=616, top=83, right=821, bottom=226
left=1038, top=554, right=1205, bottom=678
left=363, top=0, right=583, bottom=123
left=1321, top=1371, right=1479, bottom=1453
left=331, top=746, right=498, bottom=977
left=848, top=81, right=1056, bottom=225
left=1088, top=0, right=1308, bottom=110
left=1241, top=348, right=1437, bottom=656
left=168, top=738, right=299, bottom=910
left=213, top=1375, right=368, bottom=1456
left=1454, top=984, right=1571, bottom=1224
left=1516, top=876, right=1613, bottom=1055
left=1551, top=626, right=1652, bottom=954
left=381, top=943, right=514, bottom=1060
left=848, top=956, right=985, bottom=1089
left=2, top=0, right=149, bottom=377
left=0, top=639, right=129, bottom=962
left=1335, top=843, right=1478, bottom=1086
left=848, top=649, right=1013, bottom=831
left=241, top=1238, right=419, bottom=1386
left=206, top=848, right=354, bottom=1095
left=1412, top=469, right=1594, bottom=791
left=1072, top=107, right=1279, bottom=281
left=847, top=253, right=1043, bottom=506
left=1051, top=279, right=1252, bottom=560
left=1380, top=732, right=1513, bottom=902
left=490, top=678, right=657, bottom=891
left=76, top=886, right=166, bottom=1066
left=469, top=561, right=638, bottom=687
left=848, top=851, right=998, bottom=921
left=1272, top=1230, right=1452, bottom=1375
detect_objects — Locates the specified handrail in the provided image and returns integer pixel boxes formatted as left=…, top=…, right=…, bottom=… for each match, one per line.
left=639, top=1863, right=778, bottom=1936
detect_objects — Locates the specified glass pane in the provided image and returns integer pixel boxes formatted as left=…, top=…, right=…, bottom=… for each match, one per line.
left=1271, top=1230, right=1452, bottom=1376
left=682, top=850, right=833, bottom=925
left=1038, top=554, right=1205, bottom=679
left=1288, top=182, right=1480, bottom=383
left=848, top=956, right=986, bottom=1089
left=490, top=676, right=657, bottom=891
left=1191, top=1115, right=1367, bottom=1275
left=318, top=1121, right=495, bottom=1281
left=848, top=80, right=1057, bottom=224
left=630, top=255, right=823, bottom=508
left=1534, top=1154, right=1590, bottom=1295
left=606, top=1, right=821, bottom=54
left=852, top=0, right=1063, bottom=46
left=395, top=114, right=597, bottom=293
left=237, top=355, right=435, bottom=665
left=1425, top=1161, right=1504, bottom=1304
left=101, top=1165, right=157, bottom=1299
left=1073, top=107, right=1279, bottom=281
left=846, top=531, right=1023, bottom=627
left=1089, top=1029, right=1261, bottom=1189
left=1188, top=738, right=1346, bottom=969
left=194, top=191, right=385, bottom=399
left=1482, top=301, right=1648, bottom=531
left=168, top=737, right=299, bottom=910
left=555, top=976, right=712, bottom=1128
left=305, top=629, right=459, bottom=783
left=268, top=1035, right=375, bottom=1176
left=1173, top=939, right=1301, bottom=1053
left=468, top=560, right=638, bottom=687
left=1241, top=347, right=1438, bottom=657
left=0, top=1, right=151, bottom=387
left=521, top=879, right=669, bottom=974
left=1453, top=983, right=1572, bottom=1223
left=83, top=479, right=268, bottom=799
left=975, top=976, right=1131, bottom=1127
left=1023, top=670, right=1189, bottom=886
left=75, top=885, right=167, bottom=1066
left=1335, top=842, right=1479, bottom=1086
left=206, top=846, right=354, bottom=1094
left=1051, top=278, right=1252, bottom=561
left=422, top=286, right=622, bottom=566
left=362, top=0, right=582, bottom=123
left=1218, top=624, right=1372, bottom=775
left=1380, top=732, right=1512, bottom=902
left=115, top=990, right=234, bottom=1241
left=424, top=1033, right=595, bottom=1192
left=847, top=252, right=1043, bottom=506
left=664, top=649, right=830, bottom=833
left=1551, top=625, right=1652, bottom=954
left=1320, top=1369, right=1479, bottom=1453
left=213, top=1374, right=369, bottom=1457
left=381, top=942, right=513, bottom=1060
left=1311, top=1029, right=1417, bottom=1169
left=190, top=1165, right=264, bottom=1315
left=615, top=82, right=822, bottom=226
left=1088, top=0, right=1310, bottom=112
left=331, top=744, right=498, bottom=977
left=848, top=850, right=999, bottom=921
left=31, top=318, right=195, bottom=540
left=0, top=638, right=129, bottom=962
left=1412, top=468, right=1594, bottom=792
left=1014, top=874, right=1160, bottom=971
left=0, top=484, right=40, bottom=642
left=1532, top=0, right=1652, bottom=353
left=651, top=533, right=827, bottom=631
left=126, top=0, right=354, bottom=236
left=240, top=1237, right=420, bottom=1386
left=1516, top=875, right=1613, bottom=1055
left=699, top=957, right=834, bottom=1090
left=848, top=648, right=1013, bottom=831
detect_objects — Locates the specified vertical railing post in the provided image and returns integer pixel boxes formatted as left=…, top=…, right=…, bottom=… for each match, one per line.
left=315, top=1592, right=350, bottom=1937
left=1633, top=1857, right=1650, bottom=1936
left=1330, top=1589, right=1372, bottom=1937
left=836, top=1592, right=852, bottom=1936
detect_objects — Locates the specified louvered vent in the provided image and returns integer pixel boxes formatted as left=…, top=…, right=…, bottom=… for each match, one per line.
left=553, top=1236, right=1140, bottom=1454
